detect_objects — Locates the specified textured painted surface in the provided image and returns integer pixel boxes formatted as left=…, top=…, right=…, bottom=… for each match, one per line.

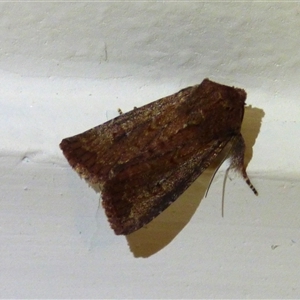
left=1, top=2, right=300, bottom=298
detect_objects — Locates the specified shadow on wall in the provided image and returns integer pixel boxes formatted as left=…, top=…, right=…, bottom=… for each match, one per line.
left=126, top=106, right=265, bottom=258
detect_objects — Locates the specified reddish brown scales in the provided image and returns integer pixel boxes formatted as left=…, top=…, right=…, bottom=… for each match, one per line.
left=60, top=79, right=257, bottom=235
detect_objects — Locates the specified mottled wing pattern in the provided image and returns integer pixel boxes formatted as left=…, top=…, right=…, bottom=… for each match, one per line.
left=102, top=139, right=230, bottom=234
left=60, top=84, right=200, bottom=185
left=60, top=79, right=246, bottom=235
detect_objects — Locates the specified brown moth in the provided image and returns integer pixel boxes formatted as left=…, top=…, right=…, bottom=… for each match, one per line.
left=60, top=79, right=257, bottom=235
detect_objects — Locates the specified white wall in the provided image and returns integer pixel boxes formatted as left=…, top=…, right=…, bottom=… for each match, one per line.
left=1, top=2, right=300, bottom=298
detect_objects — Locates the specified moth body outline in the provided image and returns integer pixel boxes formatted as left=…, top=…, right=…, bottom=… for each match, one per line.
left=60, top=79, right=257, bottom=235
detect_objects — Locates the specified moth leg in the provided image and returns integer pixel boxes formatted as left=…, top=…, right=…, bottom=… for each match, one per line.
left=229, top=134, right=258, bottom=196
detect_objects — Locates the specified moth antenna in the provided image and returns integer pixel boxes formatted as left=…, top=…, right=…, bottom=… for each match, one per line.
left=205, top=142, right=233, bottom=198
left=222, top=167, right=230, bottom=218
left=205, top=157, right=225, bottom=198
left=207, top=134, right=258, bottom=218
left=205, top=141, right=234, bottom=218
